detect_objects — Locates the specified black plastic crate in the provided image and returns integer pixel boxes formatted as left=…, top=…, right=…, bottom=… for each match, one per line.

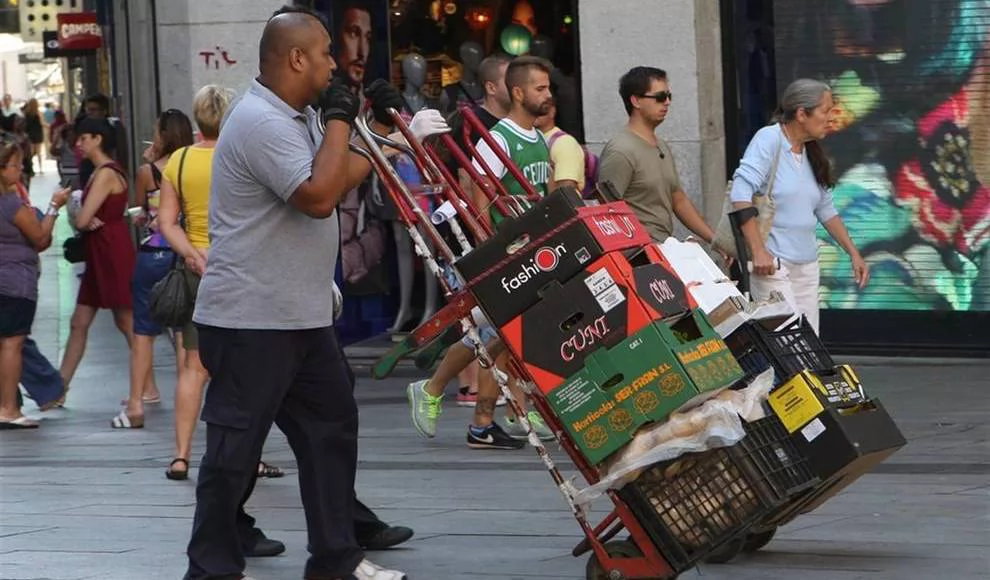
left=724, top=315, right=834, bottom=385
left=617, top=429, right=784, bottom=572
left=739, top=415, right=820, bottom=501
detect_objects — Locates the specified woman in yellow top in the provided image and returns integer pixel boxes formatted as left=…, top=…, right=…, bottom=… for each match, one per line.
left=158, top=85, right=284, bottom=481
left=158, top=85, right=228, bottom=480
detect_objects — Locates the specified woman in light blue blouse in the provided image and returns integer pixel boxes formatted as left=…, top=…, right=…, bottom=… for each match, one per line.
left=730, top=79, right=869, bottom=334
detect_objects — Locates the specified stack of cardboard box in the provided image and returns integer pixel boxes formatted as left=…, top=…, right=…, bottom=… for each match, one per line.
left=455, top=190, right=745, bottom=465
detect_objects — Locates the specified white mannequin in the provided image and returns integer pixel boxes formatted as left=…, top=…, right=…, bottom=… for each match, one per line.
left=390, top=53, right=438, bottom=333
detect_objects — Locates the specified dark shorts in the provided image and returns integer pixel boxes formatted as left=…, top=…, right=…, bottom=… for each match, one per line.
left=182, top=273, right=202, bottom=350
left=0, top=295, right=37, bottom=338
left=132, top=248, right=176, bottom=336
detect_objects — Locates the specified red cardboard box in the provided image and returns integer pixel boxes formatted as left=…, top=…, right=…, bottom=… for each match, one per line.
left=455, top=189, right=651, bottom=327
left=500, top=248, right=695, bottom=394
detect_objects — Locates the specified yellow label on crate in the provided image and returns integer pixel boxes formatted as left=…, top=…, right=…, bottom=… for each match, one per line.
left=769, top=372, right=826, bottom=433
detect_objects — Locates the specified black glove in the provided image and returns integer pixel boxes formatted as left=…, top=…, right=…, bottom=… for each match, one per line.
left=318, top=77, right=360, bottom=125
left=364, top=79, right=404, bottom=126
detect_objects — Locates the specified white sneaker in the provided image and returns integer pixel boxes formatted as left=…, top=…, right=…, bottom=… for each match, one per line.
left=351, top=559, right=407, bottom=580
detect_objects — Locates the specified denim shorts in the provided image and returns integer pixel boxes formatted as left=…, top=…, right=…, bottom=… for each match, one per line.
left=444, top=266, right=498, bottom=348
left=132, top=248, right=176, bottom=336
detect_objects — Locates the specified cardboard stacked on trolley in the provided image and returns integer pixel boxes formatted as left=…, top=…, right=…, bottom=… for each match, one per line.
left=454, top=189, right=651, bottom=327
left=655, top=238, right=793, bottom=337
left=485, top=237, right=742, bottom=464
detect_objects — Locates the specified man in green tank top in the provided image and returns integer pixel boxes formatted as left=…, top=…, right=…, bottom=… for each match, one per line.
left=472, top=56, right=555, bottom=226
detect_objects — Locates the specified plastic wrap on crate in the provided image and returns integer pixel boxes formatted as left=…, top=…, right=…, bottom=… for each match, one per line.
left=571, top=368, right=775, bottom=507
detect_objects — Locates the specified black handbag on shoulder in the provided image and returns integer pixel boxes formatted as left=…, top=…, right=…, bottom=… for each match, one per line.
left=62, top=235, right=84, bottom=264
left=147, top=148, right=196, bottom=326
left=149, top=258, right=198, bottom=326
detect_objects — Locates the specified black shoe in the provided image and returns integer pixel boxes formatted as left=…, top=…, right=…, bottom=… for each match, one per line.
left=358, top=525, right=415, bottom=550
left=245, top=537, right=286, bottom=558
left=466, top=422, right=526, bottom=450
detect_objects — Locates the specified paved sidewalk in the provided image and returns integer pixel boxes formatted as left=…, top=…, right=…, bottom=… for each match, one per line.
left=2, top=171, right=988, bottom=579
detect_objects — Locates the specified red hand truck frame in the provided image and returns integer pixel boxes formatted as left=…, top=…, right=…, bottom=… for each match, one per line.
left=349, top=106, right=678, bottom=579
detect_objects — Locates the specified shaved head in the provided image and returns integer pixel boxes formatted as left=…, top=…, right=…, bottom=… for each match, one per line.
left=259, top=6, right=330, bottom=74
left=256, top=5, right=337, bottom=110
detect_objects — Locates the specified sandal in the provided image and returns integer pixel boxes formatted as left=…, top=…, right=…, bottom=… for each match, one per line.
left=119, top=395, right=162, bottom=406
left=166, top=458, right=189, bottom=481
left=0, top=416, right=40, bottom=429
left=110, top=410, right=144, bottom=429
left=257, top=461, right=284, bottom=478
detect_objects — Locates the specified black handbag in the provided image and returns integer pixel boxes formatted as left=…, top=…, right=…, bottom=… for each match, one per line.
left=62, top=235, right=85, bottom=263
left=147, top=147, right=195, bottom=326
left=149, top=259, right=199, bottom=326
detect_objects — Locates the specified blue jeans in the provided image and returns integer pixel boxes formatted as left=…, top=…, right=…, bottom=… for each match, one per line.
left=20, top=337, right=64, bottom=408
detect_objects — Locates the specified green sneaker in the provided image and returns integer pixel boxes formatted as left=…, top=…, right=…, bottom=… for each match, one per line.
left=407, top=379, right=443, bottom=438
left=504, top=411, right=555, bottom=441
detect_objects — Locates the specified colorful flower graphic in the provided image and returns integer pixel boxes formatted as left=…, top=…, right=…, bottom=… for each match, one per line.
left=894, top=89, right=990, bottom=256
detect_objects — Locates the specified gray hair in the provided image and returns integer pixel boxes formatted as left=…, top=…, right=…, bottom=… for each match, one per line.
left=775, top=78, right=831, bottom=122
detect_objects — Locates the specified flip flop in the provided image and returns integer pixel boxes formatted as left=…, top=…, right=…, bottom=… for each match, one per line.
left=257, top=461, right=284, bottom=478
left=119, top=396, right=162, bottom=405
left=110, top=410, right=144, bottom=429
left=166, top=458, right=189, bottom=481
left=0, top=416, right=40, bottom=429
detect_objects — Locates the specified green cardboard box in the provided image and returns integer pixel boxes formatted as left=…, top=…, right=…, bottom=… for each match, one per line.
left=547, top=310, right=745, bottom=465
left=662, top=310, right=745, bottom=393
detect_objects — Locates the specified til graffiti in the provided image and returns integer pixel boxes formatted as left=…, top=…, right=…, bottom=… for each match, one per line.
left=200, top=46, right=237, bottom=69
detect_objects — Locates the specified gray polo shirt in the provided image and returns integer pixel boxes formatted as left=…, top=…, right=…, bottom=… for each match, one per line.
left=193, top=79, right=338, bottom=330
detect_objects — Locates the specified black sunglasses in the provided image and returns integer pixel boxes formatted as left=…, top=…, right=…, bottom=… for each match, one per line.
left=639, top=91, right=673, bottom=103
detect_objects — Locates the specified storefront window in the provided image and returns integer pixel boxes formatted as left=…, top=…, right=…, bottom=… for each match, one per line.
left=296, top=0, right=583, bottom=138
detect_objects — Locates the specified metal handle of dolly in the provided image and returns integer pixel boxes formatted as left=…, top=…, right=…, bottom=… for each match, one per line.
left=383, top=109, right=488, bottom=251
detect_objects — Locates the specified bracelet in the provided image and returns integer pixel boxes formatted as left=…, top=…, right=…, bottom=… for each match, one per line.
left=46, top=203, right=60, bottom=217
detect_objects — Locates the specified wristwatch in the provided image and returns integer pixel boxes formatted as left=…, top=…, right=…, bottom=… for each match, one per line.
left=46, top=202, right=61, bottom=218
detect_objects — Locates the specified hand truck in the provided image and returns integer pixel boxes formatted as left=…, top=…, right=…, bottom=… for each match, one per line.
left=349, top=105, right=678, bottom=579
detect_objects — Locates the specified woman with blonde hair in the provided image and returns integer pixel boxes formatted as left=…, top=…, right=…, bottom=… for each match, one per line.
left=159, top=86, right=282, bottom=480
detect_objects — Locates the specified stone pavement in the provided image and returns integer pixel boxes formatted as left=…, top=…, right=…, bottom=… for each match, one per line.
left=2, top=170, right=989, bottom=580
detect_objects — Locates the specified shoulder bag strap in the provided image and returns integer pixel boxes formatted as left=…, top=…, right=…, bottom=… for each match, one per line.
left=176, top=147, right=190, bottom=218
left=764, top=126, right=785, bottom=209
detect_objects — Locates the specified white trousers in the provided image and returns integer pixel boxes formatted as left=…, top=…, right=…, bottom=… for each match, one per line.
left=751, top=258, right=821, bottom=335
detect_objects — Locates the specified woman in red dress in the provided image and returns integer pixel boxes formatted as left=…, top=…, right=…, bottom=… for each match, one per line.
left=58, top=117, right=138, bottom=422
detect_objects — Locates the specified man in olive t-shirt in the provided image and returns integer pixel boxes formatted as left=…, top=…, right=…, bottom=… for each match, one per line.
left=599, top=66, right=715, bottom=243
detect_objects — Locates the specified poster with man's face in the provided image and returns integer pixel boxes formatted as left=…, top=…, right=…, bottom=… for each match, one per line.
left=312, top=0, right=390, bottom=90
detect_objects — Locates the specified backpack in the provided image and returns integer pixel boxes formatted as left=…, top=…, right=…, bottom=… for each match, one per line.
left=547, top=129, right=599, bottom=199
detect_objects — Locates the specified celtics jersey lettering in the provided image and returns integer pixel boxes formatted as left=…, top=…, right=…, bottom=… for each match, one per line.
left=489, top=119, right=551, bottom=225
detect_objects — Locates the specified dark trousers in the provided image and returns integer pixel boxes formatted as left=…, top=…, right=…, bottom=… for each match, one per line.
left=185, top=326, right=364, bottom=580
